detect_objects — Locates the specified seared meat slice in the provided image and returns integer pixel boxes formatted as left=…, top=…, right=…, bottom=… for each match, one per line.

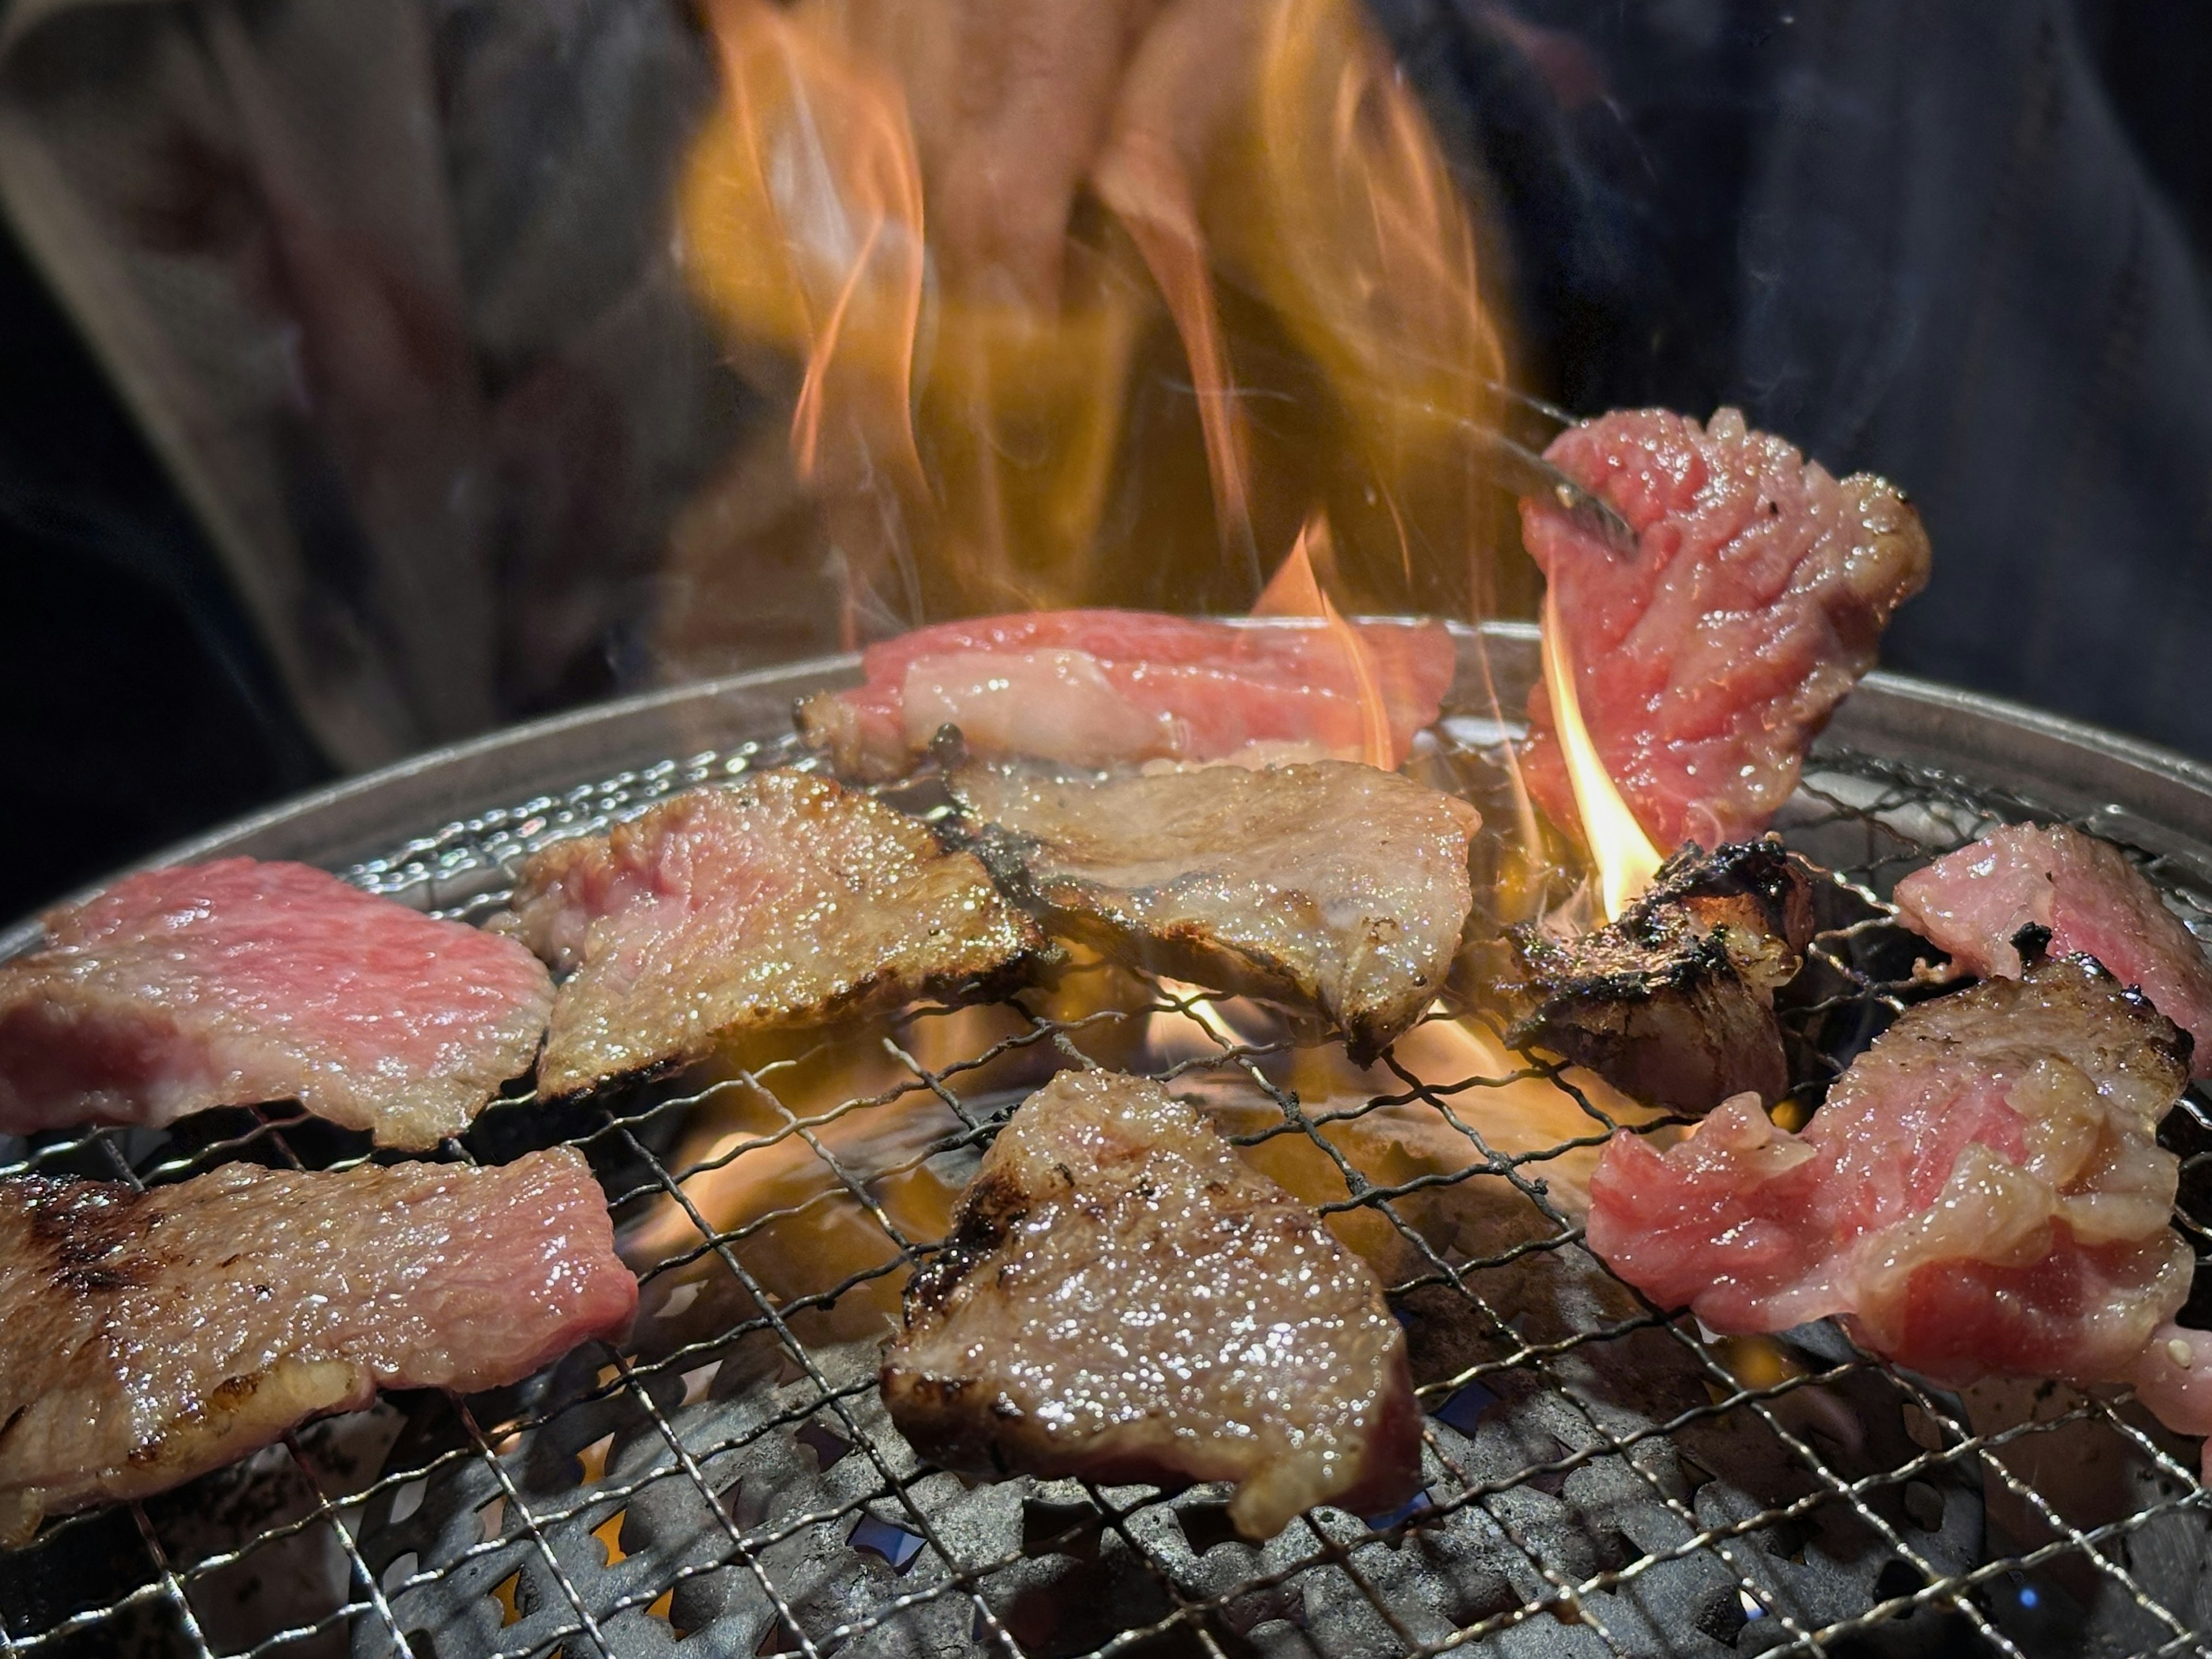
left=798, top=609, right=1453, bottom=778
left=949, top=756, right=1479, bottom=1061
left=881, top=1071, right=1421, bottom=1537
left=504, top=772, right=1049, bottom=1097
left=1588, top=956, right=2212, bottom=1474
left=1895, top=821, right=2212, bottom=1075
left=0, top=859, right=554, bottom=1148
left=1499, top=840, right=1817, bottom=1112
left=0, top=1147, right=634, bottom=1543
left=1522, top=408, right=1930, bottom=849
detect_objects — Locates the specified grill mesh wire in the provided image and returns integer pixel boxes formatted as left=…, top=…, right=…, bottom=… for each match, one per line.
left=1, top=724, right=2209, bottom=1659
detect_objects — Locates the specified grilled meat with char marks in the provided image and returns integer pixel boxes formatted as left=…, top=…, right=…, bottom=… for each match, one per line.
left=881, top=1071, right=1421, bottom=1538
left=1522, top=407, right=1930, bottom=849
left=0, top=1147, right=634, bottom=1544
left=502, top=772, right=1050, bottom=1096
left=1588, top=955, right=2212, bottom=1476
left=947, top=753, right=1479, bottom=1062
left=1895, top=821, right=2212, bottom=1075
left=0, top=859, right=553, bottom=1149
left=1497, top=839, right=1818, bottom=1112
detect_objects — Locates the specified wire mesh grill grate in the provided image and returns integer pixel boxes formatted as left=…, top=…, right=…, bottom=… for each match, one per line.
left=1, top=715, right=2208, bottom=1659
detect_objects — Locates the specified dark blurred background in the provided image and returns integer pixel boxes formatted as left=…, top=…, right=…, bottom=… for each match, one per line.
left=2, top=0, right=2209, bottom=922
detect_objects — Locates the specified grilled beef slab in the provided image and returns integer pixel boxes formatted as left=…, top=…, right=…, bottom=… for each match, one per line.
left=798, top=609, right=1453, bottom=779
left=1588, top=956, right=2212, bottom=1471
left=0, top=1147, right=634, bottom=1543
left=1499, top=840, right=1817, bottom=1112
left=949, top=756, right=1479, bottom=1062
left=882, top=1071, right=1421, bottom=1537
left=1522, top=408, right=1930, bottom=849
left=0, top=859, right=554, bottom=1148
left=1895, top=821, right=2212, bottom=1075
left=505, top=772, right=1049, bottom=1096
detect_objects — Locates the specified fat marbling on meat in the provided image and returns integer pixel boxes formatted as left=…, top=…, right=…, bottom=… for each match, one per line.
left=1587, top=956, right=2212, bottom=1472
left=881, top=1071, right=1421, bottom=1537
left=1522, top=408, right=1930, bottom=849
left=0, top=1147, right=635, bottom=1543
left=948, top=755, right=1479, bottom=1062
left=504, top=771, right=1050, bottom=1096
left=1895, top=821, right=2212, bottom=1077
left=0, top=859, right=554, bottom=1148
left=798, top=609, right=1455, bottom=778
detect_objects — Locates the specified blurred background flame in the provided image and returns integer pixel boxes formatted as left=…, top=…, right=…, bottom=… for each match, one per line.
left=666, top=0, right=1526, bottom=653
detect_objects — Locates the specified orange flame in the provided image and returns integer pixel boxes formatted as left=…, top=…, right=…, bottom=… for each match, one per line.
left=679, top=0, right=926, bottom=488
left=1253, top=517, right=1394, bottom=768
left=669, top=0, right=1528, bottom=642
left=1540, top=586, right=1661, bottom=920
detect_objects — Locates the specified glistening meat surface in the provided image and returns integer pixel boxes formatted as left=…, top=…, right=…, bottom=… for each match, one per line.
left=881, top=1071, right=1421, bottom=1538
left=0, top=1147, right=634, bottom=1543
left=0, top=859, right=554, bottom=1149
left=949, top=756, right=1479, bottom=1061
left=797, top=609, right=1454, bottom=777
left=1587, top=957, right=2212, bottom=1470
left=503, top=772, right=1049, bottom=1096
left=1522, top=408, right=1930, bottom=849
left=1895, top=821, right=2212, bottom=1077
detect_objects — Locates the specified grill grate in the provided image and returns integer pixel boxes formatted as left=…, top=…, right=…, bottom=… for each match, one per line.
left=1, top=711, right=2209, bottom=1659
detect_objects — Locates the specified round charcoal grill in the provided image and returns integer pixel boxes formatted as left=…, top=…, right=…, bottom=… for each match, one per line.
left=2, top=622, right=2209, bottom=1659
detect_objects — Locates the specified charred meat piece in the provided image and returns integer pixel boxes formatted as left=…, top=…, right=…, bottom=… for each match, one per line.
left=503, top=772, right=1050, bottom=1097
left=881, top=1071, right=1421, bottom=1537
left=949, top=755, right=1479, bottom=1062
left=0, top=1147, right=634, bottom=1543
left=1895, top=821, right=2212, bottom=1075
left=1588, top=956, right=2212, bottom=1475
left=0, top=859, right=554, bottom=1149
left=799, top=609, right=1454, bottom=778
left=1499, top=840, right=1817, bottom=1112
left=1522, top=408, right=1931, bottom=849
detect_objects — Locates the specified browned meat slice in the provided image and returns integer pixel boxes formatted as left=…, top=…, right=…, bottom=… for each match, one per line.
left=948, top=757, right=1479, bottom=1061
left=1498, top=840, right=1817, bottom=1112
left=0, top=858, right=554, bottom=1149
left=1895, top=821, right=2212, bottom=1076
left=1522, top=408, right=1931, bottom=849
left=881, top=1071, right=1421, bottom=1537
left=0, top=1147, right=635, bottom=1543
left=503, top=772, right=1051, bottom=1096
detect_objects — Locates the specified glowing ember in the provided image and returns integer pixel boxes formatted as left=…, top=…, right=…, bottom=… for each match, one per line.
left=1539, top=586, right=1662, bottom=922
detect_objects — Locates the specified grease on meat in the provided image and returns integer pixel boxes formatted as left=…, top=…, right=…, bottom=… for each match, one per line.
left=0, top=1148, right=635, bottom=1542
left=504, top=772, right=1050, bottom=1096
left=881, top=1071, right=1421, bottom=1537
left=949, top=756, right=1479, bottom=1061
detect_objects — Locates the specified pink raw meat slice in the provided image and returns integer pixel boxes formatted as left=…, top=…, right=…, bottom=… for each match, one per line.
left=0, top=1146, right=635, bottom=1542
left=797, top=609, right=1455, bottom=777
left=0, top=859, right=554, bottom=1148
left=1587, top=956, right=2212, bottom=1475
left=1894, top=821, right=2212, bottom=1077
left=1521, top=408, right=1930, bottom=849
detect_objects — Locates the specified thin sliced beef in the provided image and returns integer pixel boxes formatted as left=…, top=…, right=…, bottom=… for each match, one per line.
left=0, top=1147, right=634, bottom=1542
left=1895, top=822, right=2212, bottom=1076
left=881, top=1071, right=1421, bottom=1537
left=1588, top=957, right=2212, bottom=1474
left=798, top=609, right=1454, bottom=778
left=1522, top=408, right=1930, bottom=849
left=949, top=756, right=1478, bottom=1062
left=504, top=772, right=1050, bottom=1096
left=0, top=860, right=554, bottom=1148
